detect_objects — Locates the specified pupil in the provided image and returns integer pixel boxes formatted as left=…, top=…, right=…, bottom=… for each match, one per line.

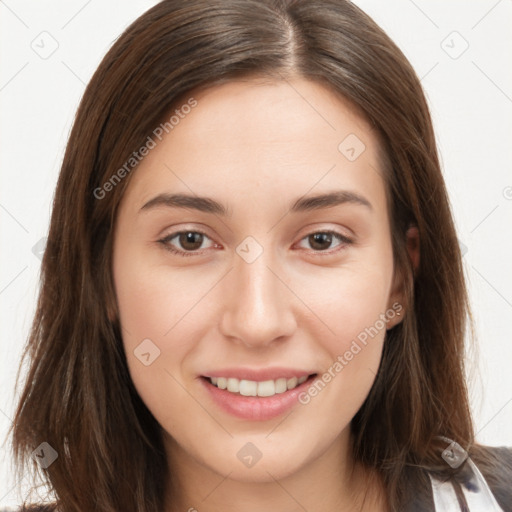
left=180, top=232, right=202, bottom=250
left=310, top=233, right=332, bottom=250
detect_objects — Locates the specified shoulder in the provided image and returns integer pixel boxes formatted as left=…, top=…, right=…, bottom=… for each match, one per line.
left=401, top=444, right=512, bottom=512
left=468, top=444, right=512, bottom=511
left=471, top=444, right=512, bottom=471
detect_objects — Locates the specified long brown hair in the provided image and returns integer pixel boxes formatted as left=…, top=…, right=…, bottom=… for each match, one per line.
left=10, top=0, right=477, bottom=510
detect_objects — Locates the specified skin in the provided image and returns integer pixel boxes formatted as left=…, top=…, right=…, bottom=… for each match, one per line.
left=112, top=77, right=419, bottom=512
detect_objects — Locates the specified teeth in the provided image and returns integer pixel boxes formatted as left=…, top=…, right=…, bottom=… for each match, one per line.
left=227, top=378, right=239, bottom=393
left=208, top=375, right=310, bottom=397
left=275, top=378, right=287, bottom=393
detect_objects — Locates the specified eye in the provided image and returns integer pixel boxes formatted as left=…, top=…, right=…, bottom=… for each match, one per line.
left=158, top=229, right=352, bottom=257
left=296, top=231, right=353, bottom=253
left=158, top=230, right=217, bottom=256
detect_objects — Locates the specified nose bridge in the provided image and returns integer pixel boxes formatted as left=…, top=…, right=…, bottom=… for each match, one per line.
left=219, top=242, right=296, bottom=347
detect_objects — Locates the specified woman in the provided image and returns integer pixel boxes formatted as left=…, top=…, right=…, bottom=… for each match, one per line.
left=9, top=0, right=512, bottom=511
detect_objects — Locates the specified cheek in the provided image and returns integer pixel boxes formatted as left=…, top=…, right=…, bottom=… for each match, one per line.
left=296, top=254, right=393, bottom=349
left=293, top=251, right=393, bottom=414
left=313, top=279, right=388, bottom=387
left=113, top=242, right=213, bottom=344
left=112, top=245, right=194, bottom=405
left=114, top=265, right=200, bottom=436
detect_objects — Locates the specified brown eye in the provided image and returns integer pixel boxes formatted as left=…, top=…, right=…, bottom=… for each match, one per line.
left=296, top=231, right=353, bottom=254
left=159, top=230, right=216, bottom=256
left=178, top=232, right=204, bottom=251
left=308, top=232, right=333, bottom=251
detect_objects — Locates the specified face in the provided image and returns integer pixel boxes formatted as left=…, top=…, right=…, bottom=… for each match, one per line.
left=112, top=77, right=405, bottom=484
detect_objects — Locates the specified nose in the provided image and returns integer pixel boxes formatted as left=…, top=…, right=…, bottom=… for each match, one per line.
left=219, top=248, right=297, bottom=349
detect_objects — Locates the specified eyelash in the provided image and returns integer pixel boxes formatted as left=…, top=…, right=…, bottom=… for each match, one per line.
left=157, top=229, right=353, bottom=257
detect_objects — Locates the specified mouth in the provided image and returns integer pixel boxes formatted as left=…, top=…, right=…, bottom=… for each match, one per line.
left=199, top=372, right=318, bottom=421
left=203, top=374, right=314, bottom=397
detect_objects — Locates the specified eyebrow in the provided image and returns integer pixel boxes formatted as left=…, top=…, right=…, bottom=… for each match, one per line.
left=139, top=190, right=372, bottom=216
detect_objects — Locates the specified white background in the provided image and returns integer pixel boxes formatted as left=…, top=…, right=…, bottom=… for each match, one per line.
left=1, top=0, right=511, bottom=507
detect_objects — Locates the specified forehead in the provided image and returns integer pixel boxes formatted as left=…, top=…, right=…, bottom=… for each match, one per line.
left=119, top=77, right=387, bottom=216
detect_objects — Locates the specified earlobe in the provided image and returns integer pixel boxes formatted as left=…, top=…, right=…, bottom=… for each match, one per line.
left=107, top=306, right=116, bottom=324
left=386, top=274, right=405, bottom=330
left=106, top=292, right=118, bottom=325
left=386, top=225, right=420, bottom=330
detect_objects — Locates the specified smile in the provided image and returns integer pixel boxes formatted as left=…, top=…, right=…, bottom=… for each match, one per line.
left=200, top=371, right=318, bottom=421
left=209, top=375, right=309, bottom=397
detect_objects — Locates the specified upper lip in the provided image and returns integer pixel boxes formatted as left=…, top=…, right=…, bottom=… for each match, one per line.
left=202, top=367, right=316, bottom=381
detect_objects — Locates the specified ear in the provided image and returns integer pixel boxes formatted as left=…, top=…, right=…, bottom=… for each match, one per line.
left=405, top=225, right=420, bottom=274
left=386, top=225, right=420, bottom=329
left=107, top=301, right=117, bottom=324
left=106, top=284, right=119, bottom=325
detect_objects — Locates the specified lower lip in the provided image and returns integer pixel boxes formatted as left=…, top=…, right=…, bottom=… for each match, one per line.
left=200, top=375, right=316, bottom=421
